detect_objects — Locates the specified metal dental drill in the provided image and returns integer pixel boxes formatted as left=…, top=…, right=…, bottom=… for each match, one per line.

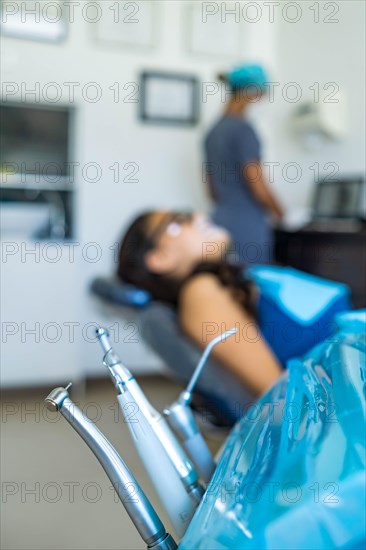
left=44, top=384, right=177, bottom=550
left=164, top=328, right=237, bottom=484
left=96, top=328, right=204, bottom=538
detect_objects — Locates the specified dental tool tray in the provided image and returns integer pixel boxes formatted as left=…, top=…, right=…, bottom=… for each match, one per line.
left=179, top=310, right=366, bottom=549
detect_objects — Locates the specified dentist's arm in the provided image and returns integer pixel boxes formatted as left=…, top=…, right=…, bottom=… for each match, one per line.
left=243, top=162, right=283, bottom=220
left=179, top=273, right=282, bottom=397
left=205, top=172, right=218, bottom=201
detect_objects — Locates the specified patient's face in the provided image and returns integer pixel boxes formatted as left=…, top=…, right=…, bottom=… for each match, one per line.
left=145, top=211, right=230, bottom=277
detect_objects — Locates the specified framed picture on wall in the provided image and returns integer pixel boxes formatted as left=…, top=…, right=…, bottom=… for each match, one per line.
left=94, top=0, right=157, bottom=49
left=185, top=1, right=242, bottom=58
left=139, top=72, right=200, bottom=126
left=0, top=0, right=67, bottom=43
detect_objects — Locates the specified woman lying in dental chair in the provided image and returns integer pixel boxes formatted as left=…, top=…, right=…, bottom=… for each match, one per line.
left=117, top=210, right=351, bottom=421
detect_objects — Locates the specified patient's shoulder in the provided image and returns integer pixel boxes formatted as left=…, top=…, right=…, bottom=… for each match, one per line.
left=179, top=272, right=223, bottom=304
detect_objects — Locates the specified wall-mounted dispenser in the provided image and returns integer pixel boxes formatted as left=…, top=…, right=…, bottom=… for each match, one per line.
left=291, top=90, right=347, bottom=148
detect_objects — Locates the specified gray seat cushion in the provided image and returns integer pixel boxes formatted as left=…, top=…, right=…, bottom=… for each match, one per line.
left=90, top=276, right=255, bottom=425
left=140, top=302, right=255, bottom=425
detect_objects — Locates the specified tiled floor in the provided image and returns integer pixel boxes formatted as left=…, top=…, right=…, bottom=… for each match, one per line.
left=1, top=376, right=226, bottom=550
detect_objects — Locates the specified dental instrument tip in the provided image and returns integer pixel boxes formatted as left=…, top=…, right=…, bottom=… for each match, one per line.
left=96, top=327, right=109, bottom=338
left=96, top=327, right=113, bottom=354
left=45, top=385, right=70, bottom=412
left=221, top=327, right=237, bottom=340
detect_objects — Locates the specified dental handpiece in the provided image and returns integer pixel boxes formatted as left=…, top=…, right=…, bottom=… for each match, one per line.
left=45, top=385, right=177, bottom=550
left=96, top=328, right=204, bottom=538
left=164, top=328, right=237, bottom=484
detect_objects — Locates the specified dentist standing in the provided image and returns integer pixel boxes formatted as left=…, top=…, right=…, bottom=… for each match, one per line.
left=204, top=64, right=283, bottom=264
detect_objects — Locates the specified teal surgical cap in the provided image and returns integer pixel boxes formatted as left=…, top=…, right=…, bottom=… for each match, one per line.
left=227, top=64, right=268, bottom=91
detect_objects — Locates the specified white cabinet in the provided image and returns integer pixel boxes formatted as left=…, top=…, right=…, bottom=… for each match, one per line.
left=1, top=240, right=82, bottom=387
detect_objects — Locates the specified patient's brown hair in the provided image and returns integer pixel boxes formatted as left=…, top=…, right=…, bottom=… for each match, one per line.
left=117, top=212, right=256, bottom=317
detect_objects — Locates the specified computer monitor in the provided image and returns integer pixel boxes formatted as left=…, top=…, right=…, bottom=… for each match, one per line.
left=313, top=177, right=365, bottom=219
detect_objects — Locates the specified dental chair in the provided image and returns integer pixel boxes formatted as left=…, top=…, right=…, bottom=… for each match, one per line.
left=90, top=277, right=254, bottom=426
left=90, top=266, right=351, bottom=426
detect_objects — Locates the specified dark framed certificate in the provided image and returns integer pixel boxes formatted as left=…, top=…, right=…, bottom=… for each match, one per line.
left=139, top=72, right=200, bottom=126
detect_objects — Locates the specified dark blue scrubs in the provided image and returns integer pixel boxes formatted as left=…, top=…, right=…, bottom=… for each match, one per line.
left=204, top=115, right=272, bottom=264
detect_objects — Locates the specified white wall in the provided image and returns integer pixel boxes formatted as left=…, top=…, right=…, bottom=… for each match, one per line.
left=268, top=0, right=366, bottom=209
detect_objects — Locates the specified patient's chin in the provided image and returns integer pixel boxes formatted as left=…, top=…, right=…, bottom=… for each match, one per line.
left=211, top=228, right=231, bottom=245
left=199, top=234, right=232, bottom=264
left=202, top=221, right=229, bottom=240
